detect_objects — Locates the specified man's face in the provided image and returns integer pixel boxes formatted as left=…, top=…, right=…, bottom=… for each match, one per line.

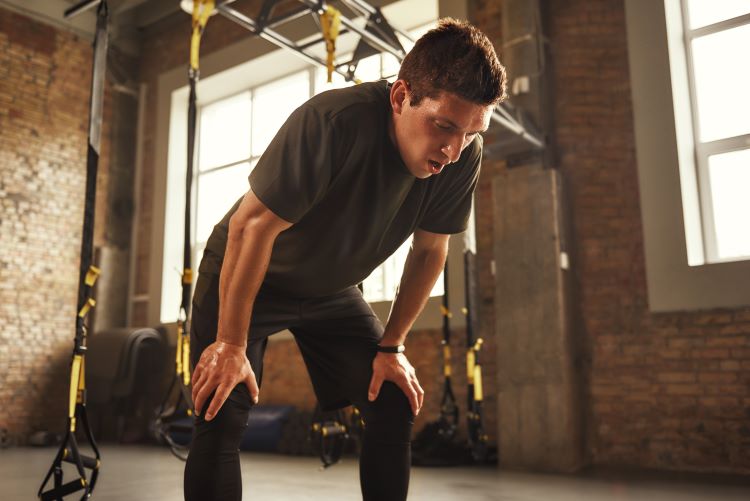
left=390, top=80, right=493, bottom=179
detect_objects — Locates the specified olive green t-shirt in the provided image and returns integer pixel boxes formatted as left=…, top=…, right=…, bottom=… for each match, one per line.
left=200, top=81, right=482, bottom=298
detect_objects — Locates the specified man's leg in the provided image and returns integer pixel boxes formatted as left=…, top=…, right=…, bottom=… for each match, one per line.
left=185, top=272, right=296, bottom=501
left=291, top=288, right=414, bottom=501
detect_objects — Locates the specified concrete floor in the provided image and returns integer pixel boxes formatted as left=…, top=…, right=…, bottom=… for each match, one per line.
left=2, top=445, right=749, bottom=500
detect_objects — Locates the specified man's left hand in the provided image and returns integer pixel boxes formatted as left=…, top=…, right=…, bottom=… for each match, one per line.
left=368, top=352, right=424, bottom=415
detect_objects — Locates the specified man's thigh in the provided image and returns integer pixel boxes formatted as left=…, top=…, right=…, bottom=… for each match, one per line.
left=291, top=287, right=385, bottom=411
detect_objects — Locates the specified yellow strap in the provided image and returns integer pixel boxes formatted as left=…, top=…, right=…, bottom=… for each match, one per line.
left=442, top=344, right=452, bottom=377
left=320, top=6, right=341, bottom=82
left=466, top=349, right=475, bottom=384
left=473, top=364, right=483, bottom=401
left=182, top=335, right=191, bottom=386
left=182, top=268, right=193, bottom=285
left=69, top=355, right=82, bottom=430
left=78, top=298, right=96, bottom=318
left=78, top=355, right=86, bottom=397
left=439, top=305, right=453, bottom=319
left=85, top=265, right=101, bottom=286
left=473, top=338, right=484, bottom=352
left=190, top=0, right=214, bottom=72
left=175, top=324, right=183, bottom=375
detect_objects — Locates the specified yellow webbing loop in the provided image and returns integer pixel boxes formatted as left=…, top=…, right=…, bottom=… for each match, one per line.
left=473, top=364, right=483, bottom=401
left=320, top=5, right=341, bottom=82
left=78, top=355, right=86, bottom=398
left=442, top=344, right=452, bottom=377
left=78, top=298, right=96, bottom=318
left=182, top=334, right=191, bottom=386
left=175, top=323, right=184, bottom=375
left=190, top=0, right=214, bottom=72
left=84, top=266, right=101, bottom=287
left=69, top=355, right=83, bottom=431
left=439, top=305, right=453, bottom=319
left=466, top=349, right=475, bottom=384
left=182, top=268, right=193, bottom=285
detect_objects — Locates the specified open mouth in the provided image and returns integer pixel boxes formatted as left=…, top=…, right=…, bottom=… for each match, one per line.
left=428, top=160, right=444, bottom=174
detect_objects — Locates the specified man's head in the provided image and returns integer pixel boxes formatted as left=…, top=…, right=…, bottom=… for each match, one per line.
left=389, top=18, right=507, bottom=179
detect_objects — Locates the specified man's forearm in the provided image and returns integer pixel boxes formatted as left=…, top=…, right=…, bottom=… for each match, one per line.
left=215, top=191, right=291, bottom=347
left=381, top=244, right=448, bottom=346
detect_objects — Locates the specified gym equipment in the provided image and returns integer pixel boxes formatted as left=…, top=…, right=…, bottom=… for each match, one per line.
left=154, top=0, right=214, bottom=462
left=87, top=328, right=166, bottom=443
left=212, top=0, right=543, bottom=149
left=309, top=404, right=350, bottom=468
left=38, top=1, right=108, bottom=499
left=412, top=262, right=459, bottom=465
left=463, top=233, right=489, bottom=462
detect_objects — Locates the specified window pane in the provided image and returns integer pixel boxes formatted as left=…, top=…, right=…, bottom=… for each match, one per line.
left=195, top=162, right=255, bottom=244
left=687, top=0, right=750, bottom=30
left=708, top=149, right=750, bottom=259
left=252, top=72, right=310, bottom=156
left=198, top=91, right=251, bottom=170
left=354, top=54, right=382, bottom=83
left=363, top=237, right=444, bottom=302
left=691, top=24, right=750, bottom=142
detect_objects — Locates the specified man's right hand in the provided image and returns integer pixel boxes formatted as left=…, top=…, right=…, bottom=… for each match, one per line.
left=191, top=340, right=259, bottom=421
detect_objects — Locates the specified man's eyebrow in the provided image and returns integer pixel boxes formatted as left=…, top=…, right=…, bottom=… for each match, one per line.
left=436, top=117, right=488, bottom=134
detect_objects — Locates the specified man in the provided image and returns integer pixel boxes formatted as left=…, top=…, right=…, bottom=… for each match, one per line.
left=184, top=18, right=506, bottom=501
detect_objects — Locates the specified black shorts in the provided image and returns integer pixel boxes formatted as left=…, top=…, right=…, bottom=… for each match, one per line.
left=189, top=269, right=385, bottom=411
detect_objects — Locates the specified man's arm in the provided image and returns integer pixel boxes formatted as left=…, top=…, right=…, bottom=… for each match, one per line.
left=368, top=229, right=450, bottom=415
left=191, top=189, right=292, bottom=420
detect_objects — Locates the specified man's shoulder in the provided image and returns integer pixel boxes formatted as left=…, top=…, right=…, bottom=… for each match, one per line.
left=304, top=81, right=389, bottom=123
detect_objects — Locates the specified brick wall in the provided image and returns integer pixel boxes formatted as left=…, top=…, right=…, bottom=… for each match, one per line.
left=0, top=8, right=113, bottom=441
left=471, top=0, right=750, bottom=474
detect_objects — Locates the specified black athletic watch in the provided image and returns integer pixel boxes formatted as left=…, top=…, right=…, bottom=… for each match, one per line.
left=376, top=344, right=405, bottom=354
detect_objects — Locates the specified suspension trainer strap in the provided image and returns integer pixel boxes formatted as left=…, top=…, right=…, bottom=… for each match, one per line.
left=156, top=1, right=213, bottom=462
left=463, top=228, right=488, bottom=462
left=320, top=5, right=341, bottom=83
left=437, top=262, right=459, bottom=436
left=38, top=2, right=107, bottom=499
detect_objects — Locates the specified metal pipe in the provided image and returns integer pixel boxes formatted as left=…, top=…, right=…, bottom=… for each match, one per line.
left=217, top=4, right=353, bottom=81
left=299, top=0, right=405, bottom=59
left=64, top=0, right=102, bottom=19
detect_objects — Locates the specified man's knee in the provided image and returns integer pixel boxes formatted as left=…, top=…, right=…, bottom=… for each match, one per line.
left=362, top=382, right=414, bottom=444
left=191, top=387, right=252, bottom=452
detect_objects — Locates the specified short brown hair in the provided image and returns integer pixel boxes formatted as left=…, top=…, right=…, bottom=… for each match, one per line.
left=398, top=18, right=507, bottom=107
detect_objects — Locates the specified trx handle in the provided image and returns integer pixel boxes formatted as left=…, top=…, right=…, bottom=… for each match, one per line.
left=320, top=5, right=341, bottom=82
left=310, top=406, right=349, bottom=468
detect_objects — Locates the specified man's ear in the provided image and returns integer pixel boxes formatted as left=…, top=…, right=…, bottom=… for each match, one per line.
left=390, top=79, right=409, bottom=115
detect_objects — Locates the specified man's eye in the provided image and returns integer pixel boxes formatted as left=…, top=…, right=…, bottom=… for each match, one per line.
left=435, top=122, right=451, bottom=130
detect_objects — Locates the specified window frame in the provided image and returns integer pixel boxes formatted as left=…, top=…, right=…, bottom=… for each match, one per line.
left=680, top=4, right=750, bottom=263
left=623, top=0, right=750, bottom=312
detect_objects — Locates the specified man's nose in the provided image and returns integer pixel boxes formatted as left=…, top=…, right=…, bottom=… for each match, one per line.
left=441, top=137, right=462, bottom=163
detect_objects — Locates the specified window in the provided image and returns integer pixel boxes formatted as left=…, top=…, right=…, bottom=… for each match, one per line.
left=623, top=0, right=750, bottom=311
left=678, top=1, right=750, bottom=263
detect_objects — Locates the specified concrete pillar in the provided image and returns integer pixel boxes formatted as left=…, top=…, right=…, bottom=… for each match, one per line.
left=493, top=167, right=582, bottom=472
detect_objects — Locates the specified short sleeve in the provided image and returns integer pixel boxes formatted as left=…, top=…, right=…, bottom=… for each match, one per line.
left=418, top=135, right=482, bottom=234
left=248, top=104, right=333, bottom=223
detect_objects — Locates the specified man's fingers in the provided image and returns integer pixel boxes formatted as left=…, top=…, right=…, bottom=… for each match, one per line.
left=205, top=383, right=232, bottom=421
left=193, top=378, right=218, bottom=417
left=368, top=372, right=385, bottom=401
left=413, top=375, right=425, bottom=412
left=396, top=378, right=419, bottom=415
left=245, top=372, right=259, bottom=404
